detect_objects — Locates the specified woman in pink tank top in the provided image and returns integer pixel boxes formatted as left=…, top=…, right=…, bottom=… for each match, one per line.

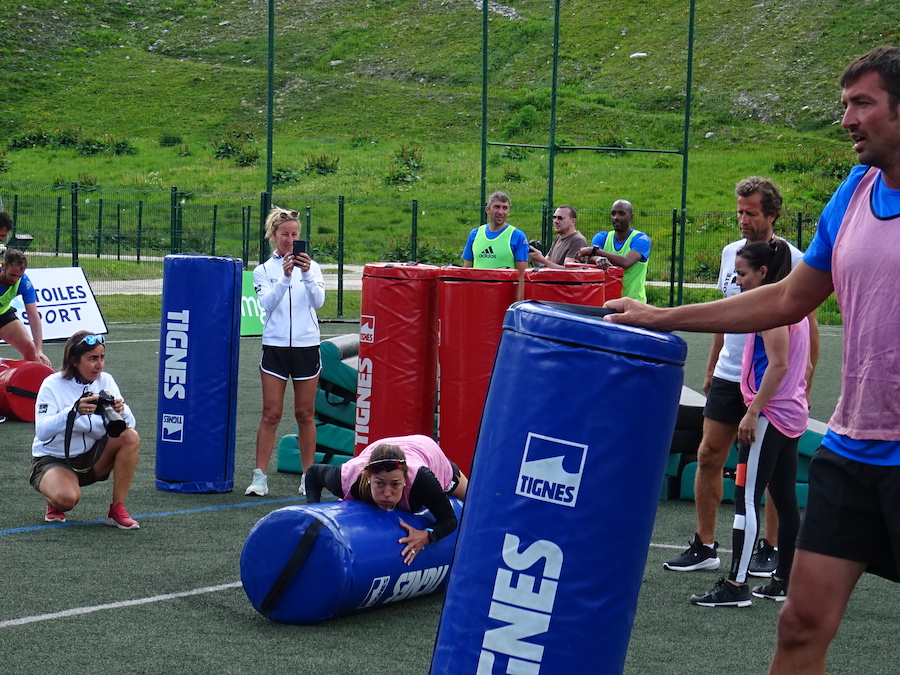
left=690, top=240, right=809, bottom=608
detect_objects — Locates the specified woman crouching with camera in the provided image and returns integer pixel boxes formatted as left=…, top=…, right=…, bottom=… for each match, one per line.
left=30, top=330, right=141, bottom=529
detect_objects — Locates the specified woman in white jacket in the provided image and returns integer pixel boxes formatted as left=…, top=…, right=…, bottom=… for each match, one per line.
left=31, top=330, right=141, bottom=528
left=245, top=207, right=325, bottom=497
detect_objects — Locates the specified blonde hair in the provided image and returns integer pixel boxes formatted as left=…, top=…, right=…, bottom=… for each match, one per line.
left=357, top=443, right=408, bottom=504
left=264, top=206, right=299, bottom=242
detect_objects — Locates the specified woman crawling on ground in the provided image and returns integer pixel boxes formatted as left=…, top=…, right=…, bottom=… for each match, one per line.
left=305, top=434, right=468, bottom=564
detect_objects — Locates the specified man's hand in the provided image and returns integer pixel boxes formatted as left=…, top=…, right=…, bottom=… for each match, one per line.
left=573, top=245, right=594, bottom=262
left=594, top=256, right=611, bottom=271
left=603, top=297, right=666, bottom=330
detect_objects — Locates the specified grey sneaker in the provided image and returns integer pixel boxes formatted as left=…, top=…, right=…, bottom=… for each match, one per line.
left=298, top=472, right=306, bottom=496
left=748, top=538, right=779, bottom=578
left=245, top=468, right=269, bottom=496
left=664, top=533, right=720, bottom=571
left=752, top=577, right=788, bottom=601
left=690, top=578, right=752, bottom=607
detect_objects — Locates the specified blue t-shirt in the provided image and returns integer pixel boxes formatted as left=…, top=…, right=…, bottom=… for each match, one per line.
left=461, top=224, right=530, bottom=263
left=806, top=164, right=900, bottom=464
left=591, top=230, right=651, bottom=262
left=0, top=268, right=38, bottom=306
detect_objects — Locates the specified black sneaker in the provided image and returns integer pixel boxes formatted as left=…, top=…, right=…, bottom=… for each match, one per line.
left=748, top=538, right=779, bottom=578
left=752, top=577, right=788, bottom=601
left=664, top=533, right=720, bottom=571
left=690, top=578, right=752, bottom=607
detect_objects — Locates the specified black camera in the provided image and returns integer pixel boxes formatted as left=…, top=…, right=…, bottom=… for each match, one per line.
left=528, top=239, right=543, bottom=254
left=96, top=389, right=126, bottom=438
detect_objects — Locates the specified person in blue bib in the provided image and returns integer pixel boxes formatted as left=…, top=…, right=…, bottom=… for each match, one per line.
left=461, top=191, right=530, bottom=266
left=575, top=199, right=651, bottom=302
left=0, top=248, right=51, bottom=367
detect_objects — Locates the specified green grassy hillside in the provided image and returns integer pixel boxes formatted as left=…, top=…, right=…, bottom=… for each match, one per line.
left=1, top=0, right=898, bottom=212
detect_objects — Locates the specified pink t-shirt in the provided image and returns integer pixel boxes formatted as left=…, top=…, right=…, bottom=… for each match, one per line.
left=340, top=434, right=453, bottom=511
left=741, top=317, right=810, bottom=438
left=829, top=168, right=900, bottom=441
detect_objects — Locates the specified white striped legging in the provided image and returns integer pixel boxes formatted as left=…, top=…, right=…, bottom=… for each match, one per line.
left=728, top=415, right=802, bottom=584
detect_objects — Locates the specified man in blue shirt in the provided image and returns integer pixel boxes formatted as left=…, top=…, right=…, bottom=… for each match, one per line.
left=461, top=191, right=530, bottom=273
left=575, top=199, right=651, bottom=302
left=606, top=46, right=900, bottom=674
left=0, top=248, right=50, bottom=366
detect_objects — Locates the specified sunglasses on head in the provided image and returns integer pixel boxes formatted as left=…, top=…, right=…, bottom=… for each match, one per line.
left=275, top=210, right=300, bottom=221
left=78, top=334, right=105, bottom=347
left=365, top=458, right=406, bottom=473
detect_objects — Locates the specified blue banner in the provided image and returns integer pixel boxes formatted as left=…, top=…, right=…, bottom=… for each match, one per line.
left=155, top=255, right=242, bottom=493
left=431, top=302, right=686, bottom=674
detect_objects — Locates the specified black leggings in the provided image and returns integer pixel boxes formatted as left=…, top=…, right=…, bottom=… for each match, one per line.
left=728, top=416, right=801, bottom=584
left=304, top=463, right=344, bottom=503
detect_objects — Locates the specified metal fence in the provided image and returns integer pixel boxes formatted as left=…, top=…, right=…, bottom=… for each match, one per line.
left=1, top=180, right=823, bottom=321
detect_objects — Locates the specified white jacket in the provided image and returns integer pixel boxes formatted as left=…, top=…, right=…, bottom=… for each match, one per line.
left=33, top=371, right=136, bottom=458
left=253, top=255, right=325, bottom=347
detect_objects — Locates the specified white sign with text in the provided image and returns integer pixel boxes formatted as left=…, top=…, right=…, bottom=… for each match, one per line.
left=8, top=267, right=108, bottom=341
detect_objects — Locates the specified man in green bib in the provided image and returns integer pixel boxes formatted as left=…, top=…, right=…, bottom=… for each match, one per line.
left=461, top=191, right=530, bottom=299
left=575, top=199, right=651, bottom=302
left=461, top=191, right=530, bottom=274
left=0, top=248, right=51, bottom=366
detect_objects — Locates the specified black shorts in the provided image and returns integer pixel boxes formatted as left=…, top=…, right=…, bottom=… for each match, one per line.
left=703, top=377, right=746, bottom=425
left=797, top=446, right=900, bottom=581
left=260, top=345, right=321, bottom=381
left=30, top=449, right=111, bottom=491
left=0, top=307, right=19, bottom=329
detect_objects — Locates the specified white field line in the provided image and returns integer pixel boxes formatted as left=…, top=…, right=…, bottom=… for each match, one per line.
left=1, top=542, right=737, bottom=629
left=0, top=581, right=242, bottom=629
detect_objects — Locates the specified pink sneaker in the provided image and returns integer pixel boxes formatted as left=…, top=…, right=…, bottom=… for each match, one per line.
left=105, top=502, right=140, bottom=530
left=45, top=504, right=67, bottom=523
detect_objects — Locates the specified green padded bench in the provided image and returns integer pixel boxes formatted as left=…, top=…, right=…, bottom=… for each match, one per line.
left=277, top=423, right=356, bottom=473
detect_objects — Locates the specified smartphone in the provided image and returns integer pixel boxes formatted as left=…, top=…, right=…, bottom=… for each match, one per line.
left=292, top=239, right=307, bottom=257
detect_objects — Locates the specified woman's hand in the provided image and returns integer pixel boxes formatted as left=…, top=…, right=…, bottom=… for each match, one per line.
left=281, top=253, right=294, bottom=277
left=398, top=521, right=430, bottom=566
left=293, top=252, right=312, bottom=273
left=77, top=394, right=99, bottom=416
left=738, top=410, right=758, bottom=446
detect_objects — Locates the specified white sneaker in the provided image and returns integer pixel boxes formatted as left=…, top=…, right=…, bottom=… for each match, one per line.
left=245, top=468, right=269, bottom=496
left=298, top=473, right=306, bottom=496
